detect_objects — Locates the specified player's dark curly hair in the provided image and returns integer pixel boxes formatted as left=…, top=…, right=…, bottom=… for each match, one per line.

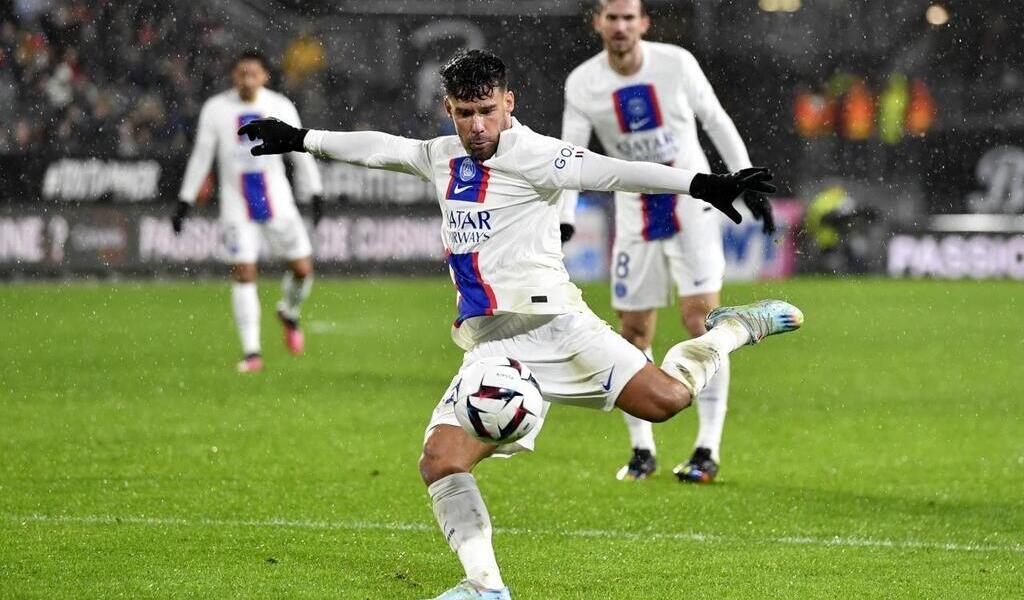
left=439, top=49, right=508, bottom=101
left=234, top=48, right=271, bottom=71
left=594, top=0, right=647, bottom=15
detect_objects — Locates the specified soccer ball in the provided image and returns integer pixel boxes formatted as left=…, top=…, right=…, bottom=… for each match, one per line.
left=454, top=357, right=543, bottom=444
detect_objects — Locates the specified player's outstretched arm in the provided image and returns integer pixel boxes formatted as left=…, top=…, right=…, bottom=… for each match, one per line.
left=238, top=117, right=431, bottom=178
left=577, top=152, right=776, bottom=224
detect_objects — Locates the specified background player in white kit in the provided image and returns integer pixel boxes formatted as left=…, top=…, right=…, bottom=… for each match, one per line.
left=237, top=49, right=800, bottom=600
left=174, top=50, right=324, bottom=373
left=559, top=0, right=777, bottom=482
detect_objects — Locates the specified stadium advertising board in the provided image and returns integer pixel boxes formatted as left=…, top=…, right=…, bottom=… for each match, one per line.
left=0, top=205, right=445, bottom=277
left=887, top=215, right=1024, bottom=280
left=1, top=154, right=437, bottom=206
left=1, top=200, right=799, bottom=281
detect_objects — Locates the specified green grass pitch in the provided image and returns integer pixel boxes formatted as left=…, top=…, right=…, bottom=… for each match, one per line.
left=1, top=277, right=1022, bottom=598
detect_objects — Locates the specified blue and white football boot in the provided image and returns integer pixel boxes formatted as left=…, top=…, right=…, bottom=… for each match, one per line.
left=705, top=299, right=803, bottom=345
left=426, top=581, right=511, bottom=600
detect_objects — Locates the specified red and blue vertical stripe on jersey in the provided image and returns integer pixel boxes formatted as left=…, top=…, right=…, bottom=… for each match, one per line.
left=613, top=84, right=664, bottom=133
left=641, top=193, right=680, bottom=240
left=446, top=156, right=490, bottom=203
left=446, top=250, right=497, bottom=326
left=641, top=159, right=680, bottom=241
left=240, top=172, right=273, bottom=222
left=237, top=113, right=273, bottom=223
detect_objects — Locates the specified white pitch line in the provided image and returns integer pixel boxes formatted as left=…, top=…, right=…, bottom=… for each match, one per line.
left=4, top=513, right=1022, bottom=555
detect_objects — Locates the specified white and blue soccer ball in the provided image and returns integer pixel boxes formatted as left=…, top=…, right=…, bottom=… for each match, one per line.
left=454, top=357, right=543, bottom=444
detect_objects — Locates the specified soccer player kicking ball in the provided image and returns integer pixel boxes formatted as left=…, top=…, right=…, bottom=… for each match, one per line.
left=175, top=49, right=324, bottom=373
left=239, top=49, right=801, bottom=600
left=560, top=0, right=776, bottom=483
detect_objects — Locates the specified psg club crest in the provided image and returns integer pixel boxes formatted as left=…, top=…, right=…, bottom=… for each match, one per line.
left=459, top=157, right=477, bottom=181
left=613, top=84, right=663, bottom=133
left=447, top=156, right=490, bottom=203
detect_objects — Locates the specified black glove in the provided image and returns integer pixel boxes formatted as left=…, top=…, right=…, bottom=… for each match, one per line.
left=171, top=201, right=191, bottom=234
left=742, top=190, right=776, bottom=235
left=559, top=223, right=575, bottom=244
left=237, top=117, right=308, bottom=156
left=689, top=167, right=776, bottom=224
left=311, top=194, right=324, bottom=226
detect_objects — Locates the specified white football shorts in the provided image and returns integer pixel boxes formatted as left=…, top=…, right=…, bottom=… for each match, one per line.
left=424, top=310, right=650, bottom=457
left=220, top=214, right=312, bottom=264
left=611, top=206, right=725, bottom=311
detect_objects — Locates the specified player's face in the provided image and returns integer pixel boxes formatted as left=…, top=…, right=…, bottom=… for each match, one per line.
left=444, top=87, right=515, bottom=161
left=594, top=0, right=650, bottom=55
left=232, top=60, right=269, bottom=102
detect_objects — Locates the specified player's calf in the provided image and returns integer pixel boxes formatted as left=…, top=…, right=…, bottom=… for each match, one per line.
left=421, top=426, right=508, bottom=598
left=615, top=364, right=692, bottom=423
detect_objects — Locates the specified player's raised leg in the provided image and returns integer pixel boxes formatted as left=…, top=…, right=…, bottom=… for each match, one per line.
left=231, top=262, right=263, bottom=373
left=277, top=256, right=313, bottom=355
left=675, top=292, right=728, bottom=483
left=420, top=424, right=509, bottom=600
left=616, top=309, right=658, bottom=480
left=616, top=300, right=803, bottom=423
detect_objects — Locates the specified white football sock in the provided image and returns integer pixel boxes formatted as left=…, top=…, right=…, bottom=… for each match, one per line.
left=231, top=282, right=261, bottom=356
left=622, top=346, right=656, bottom=453
left=429, top=473, right=504, bottom=591
left=278, top=272, right=313, bottom=321
left=622, top=412, right=656, bottom=454
left=661, top=320, right=747, bottom=397
left=694, top=354, right=730, bottom=462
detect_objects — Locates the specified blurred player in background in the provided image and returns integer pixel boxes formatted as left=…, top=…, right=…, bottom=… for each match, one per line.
left=174, top=49, right=324, bottom=373
left=559, top=0, right=776, bottom=482
left=237, top=48, right=799, bottom=600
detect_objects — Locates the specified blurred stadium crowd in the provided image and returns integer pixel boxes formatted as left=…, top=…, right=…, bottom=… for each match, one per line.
left=0, top=0, right=244, bottom=157
left=3, top=0, right=1021, bottom=163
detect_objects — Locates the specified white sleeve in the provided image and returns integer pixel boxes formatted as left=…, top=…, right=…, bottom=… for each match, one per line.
left=514, top=133, right=586, bottom=192
left=280, top=99, right=323, bottom=201
left=514, top=134, right=696, bottom=196
left=178, top=101, right=217, bottom=204
left=680, top=50, right=752, bottom=172
left=303, top=129, right=432, bottom=181
left=558, top=86, right=593, bottom=225
left=577, top=149, right=697, bottom=195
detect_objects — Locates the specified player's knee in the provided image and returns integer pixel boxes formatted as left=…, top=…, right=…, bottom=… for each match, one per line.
left=682, top=310, right=708, bottom=337
left=620, top=323, right=654, bottom=349
left=418, top=450, right=466, bottom=487
left=232, top=264, right=257, bottom=283
left=291, top=258, right=313, bottom=279
left=684, top=305, right=708, bottom=337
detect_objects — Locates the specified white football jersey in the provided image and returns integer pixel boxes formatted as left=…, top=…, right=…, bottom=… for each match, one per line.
left=179, top=88, right=323, bottom=223
left=305, top=119, right=588, bottom=345
left=562, top=40, right=751, bottom=242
